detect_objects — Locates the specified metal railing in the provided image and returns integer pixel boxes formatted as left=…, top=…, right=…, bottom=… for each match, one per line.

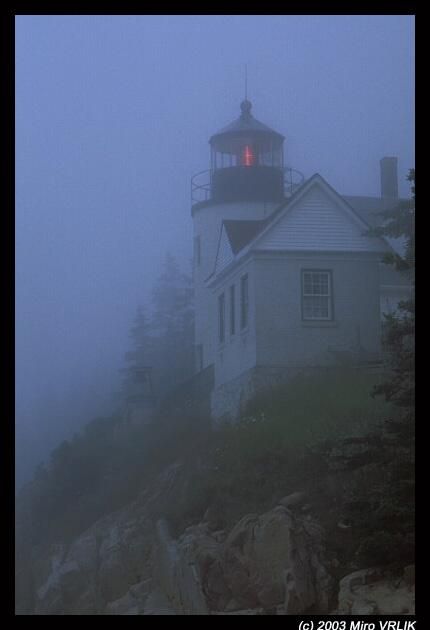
left=191, top=167, right=305, bottom=205
left=191, top=169, right=212, bottom=205
left=283, top=167, right=305, bottom=197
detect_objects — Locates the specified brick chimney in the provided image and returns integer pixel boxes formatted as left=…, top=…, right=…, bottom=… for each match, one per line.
left=380, top=157, right=398, bottom=199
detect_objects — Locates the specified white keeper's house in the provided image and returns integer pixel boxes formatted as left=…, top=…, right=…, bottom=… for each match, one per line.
left=190, top=99, right=411, bottom=421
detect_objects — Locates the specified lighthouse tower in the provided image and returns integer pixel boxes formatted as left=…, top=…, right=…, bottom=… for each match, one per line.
left=191, top=99, right=302, bottom=373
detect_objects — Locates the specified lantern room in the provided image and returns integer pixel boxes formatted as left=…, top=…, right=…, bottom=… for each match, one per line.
left=209, top=99, right=285, bottom=203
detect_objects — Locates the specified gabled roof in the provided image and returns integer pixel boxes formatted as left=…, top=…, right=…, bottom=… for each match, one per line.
left=343, top=195, right=409, bottom=257
left=208, top=198, right=292, bottom=281
left=343, top=195, right=406, bottom=228
left=221, top=194, right=294, bottom=257
left=241, top=173, right=377, bottom=251
left=208, top=174, right=394, bottom=288
left=223, top=219, right=269, bottom=254
left=210, top=219, right=267, bottom=280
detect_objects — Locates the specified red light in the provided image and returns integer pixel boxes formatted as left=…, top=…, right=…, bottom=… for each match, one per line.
left=242, top=145, right=255, bottom=167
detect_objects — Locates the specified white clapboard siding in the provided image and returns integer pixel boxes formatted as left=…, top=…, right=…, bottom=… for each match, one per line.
left=214, top=225, right=235, bottom=275
left=256, top=187, right=386, bottom=253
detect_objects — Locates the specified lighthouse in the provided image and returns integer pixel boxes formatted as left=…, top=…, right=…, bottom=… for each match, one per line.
left=191, top=99, right=303, bottom=373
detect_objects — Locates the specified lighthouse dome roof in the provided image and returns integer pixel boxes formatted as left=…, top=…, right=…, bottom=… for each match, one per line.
left=209, top=100, right=284, bottom=149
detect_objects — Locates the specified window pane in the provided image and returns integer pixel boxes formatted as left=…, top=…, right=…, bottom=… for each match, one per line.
left=302, top=270, right=332, bottom=320
left=303, top=296, right=313, bottom=318
left=320, top=276, right=328, bottom=294
left=303, top=273, right=312, bottom=294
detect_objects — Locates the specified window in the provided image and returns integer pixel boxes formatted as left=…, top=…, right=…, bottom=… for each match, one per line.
left=302, top=270, right=333, bottom=320
left=240, top=274, right=249, bottom=329
left=240, top=144, right=257, bottom=167
left=218, top=293, right=225, bottom=343
left=194, top=235, right=201, bottom=266
left=229, top=285, right=235, bottom=335
left=195, top=344, right=203, bottom=372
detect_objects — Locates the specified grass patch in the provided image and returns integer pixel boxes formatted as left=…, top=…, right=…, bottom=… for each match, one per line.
left=167, top=367, right=396, bottom=531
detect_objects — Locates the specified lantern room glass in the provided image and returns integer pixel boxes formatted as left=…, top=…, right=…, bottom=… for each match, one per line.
left=211, top=138, right=284, bottom=171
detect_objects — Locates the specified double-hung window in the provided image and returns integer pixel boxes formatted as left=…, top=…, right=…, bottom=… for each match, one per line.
left=302, top=270, right=333, bottom=320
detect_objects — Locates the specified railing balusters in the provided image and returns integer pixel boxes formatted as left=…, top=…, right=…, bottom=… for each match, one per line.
left=191, top=167, right=305, bottom=204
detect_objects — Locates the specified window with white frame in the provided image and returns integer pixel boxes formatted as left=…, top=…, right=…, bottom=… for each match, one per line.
left=302, top=270, right=333, bottom=320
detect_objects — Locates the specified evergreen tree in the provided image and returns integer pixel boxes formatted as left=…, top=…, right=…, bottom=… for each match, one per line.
left=120, top=255, right=195, bottom=402
left=126, top=304, right=152, bottom=367
left=151, top=254, right=193, bottom=335
left=334, top=171, right=417, bottom=569
left=371, top=169, right=415, bottom=413
left=121, top=304, right=154, bottom=401
left=150, top=253, right=194, bottom=396
left=361, top=170, right=415, bottom=566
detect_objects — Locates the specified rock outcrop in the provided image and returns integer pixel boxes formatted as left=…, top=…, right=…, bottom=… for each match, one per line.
left=221, top=507, right=332, bottom=613
left=335, top=566, right=415, bottom=615
left=172, top=505, right=333, bottom=614
left=33, top=462, right=185, bottom=614
left=26, top=459, right=415, bottom=616
left=35, top=511, right=154, bottom=615
left=150, top=518, right=209, bottom=614
left=32, top=496, right=333, bottom=614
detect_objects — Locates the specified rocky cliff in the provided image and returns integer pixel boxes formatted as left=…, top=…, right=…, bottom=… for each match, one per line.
left=24, top=456, right=414, bottom=616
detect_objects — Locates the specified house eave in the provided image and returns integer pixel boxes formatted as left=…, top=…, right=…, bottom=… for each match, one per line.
left=206, top=249, right=254, bottom=289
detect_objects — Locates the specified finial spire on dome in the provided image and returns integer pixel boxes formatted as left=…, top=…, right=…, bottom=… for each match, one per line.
left=240, top=98, right=252, bottom=118
left=240, top=64, right=252, bottom=119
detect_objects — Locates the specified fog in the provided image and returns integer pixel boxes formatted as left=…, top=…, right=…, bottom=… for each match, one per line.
left=15, top=15, right=415, bottom=488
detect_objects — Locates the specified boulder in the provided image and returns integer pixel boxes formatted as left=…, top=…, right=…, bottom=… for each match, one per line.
left=94, top=512, right=153, bottom=605
left=336, top=567, right=415, bottom=615
left=104, top=591, right=141, bottom=615
left=278, top=492, right=306, bottom=509
left=36, top=558, right=83, bottom=614
left=172, top=505, right=333, bottom=614
left=153, top=518, right=209, bottom=614
left=143, top=589, right=177, bottom=615
left=28, top=460, right=337, bottom=616
left=98, top=546, right=133, bottom=604
left=129, top=578, right=152, bottom=601
left=222, top=506, right=332, bottom=613
left=34, top=501, right=155, bottom=614
left=177, top=522, right=230, bottom=610
left=36, top=579, right=63, bottom=615
left=57, top=560, right=83, bottom=604
left=68, top=533, right=98, bottom=575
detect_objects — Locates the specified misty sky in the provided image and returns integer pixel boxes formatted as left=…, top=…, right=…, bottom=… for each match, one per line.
left=15, top=15, right=415, bottom=487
